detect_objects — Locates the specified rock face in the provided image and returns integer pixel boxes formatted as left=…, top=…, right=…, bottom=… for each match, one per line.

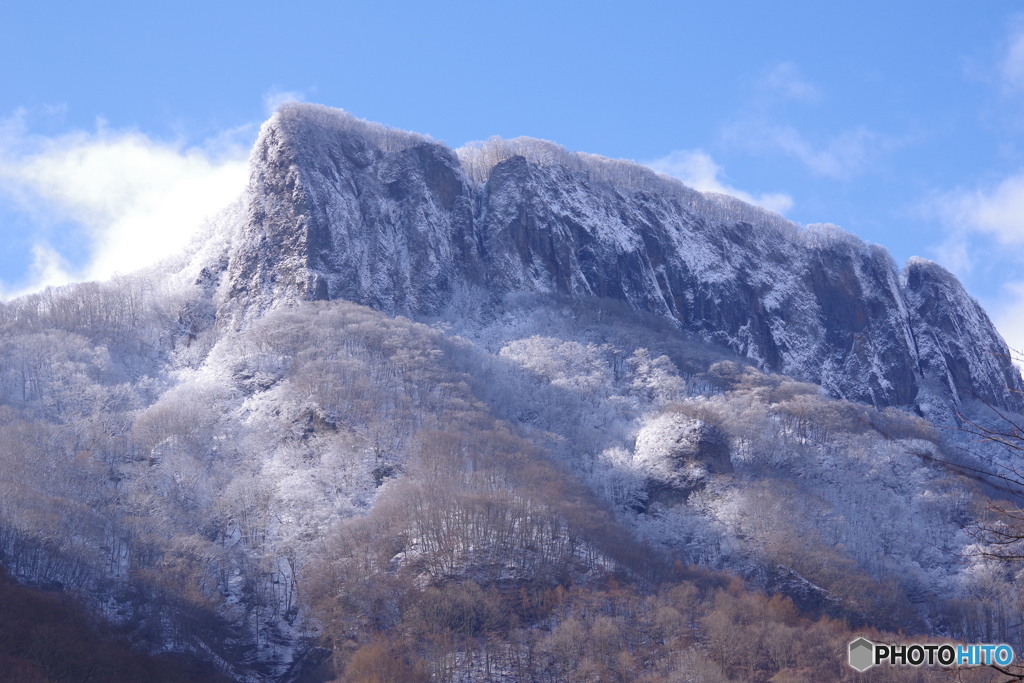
left=218, top=103, right=1023, bottom=413
left=634, top=414, right=731, bottom=507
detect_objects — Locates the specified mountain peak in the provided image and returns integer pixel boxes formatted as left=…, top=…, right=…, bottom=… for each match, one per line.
left=213, top=104, right=1022, bottom=413
left=264, top=102, right=434, bottom=154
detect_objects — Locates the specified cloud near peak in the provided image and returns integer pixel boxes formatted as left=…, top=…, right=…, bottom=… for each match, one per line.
left=645, top=149, right=794, bottom=215
left=0, top=115, right=250, bottom=297
left=926, top=171, right=1024, bottom=358
left=939, top=173, right=1024, bottom=246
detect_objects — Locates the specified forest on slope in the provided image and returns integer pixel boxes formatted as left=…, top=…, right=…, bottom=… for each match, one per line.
left=0, top=268, right=1021, bottom=680
left=3, top=105, right=1024, bottom=681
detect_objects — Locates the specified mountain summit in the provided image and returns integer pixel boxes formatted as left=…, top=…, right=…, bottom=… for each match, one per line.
left=212, top=103, right=1020, bottom=414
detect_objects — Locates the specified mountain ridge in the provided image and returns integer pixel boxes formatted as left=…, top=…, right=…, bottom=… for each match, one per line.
left=212, top=102, right=1021, bottom=415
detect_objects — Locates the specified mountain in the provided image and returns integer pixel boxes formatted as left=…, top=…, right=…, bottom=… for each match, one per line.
left=214, top=102, right=1021, bottom=415
left=2, top=102, right=1024, bottom=681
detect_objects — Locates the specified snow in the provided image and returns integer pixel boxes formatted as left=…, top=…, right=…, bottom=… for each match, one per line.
left=2, top=103, right=1024, bottom=680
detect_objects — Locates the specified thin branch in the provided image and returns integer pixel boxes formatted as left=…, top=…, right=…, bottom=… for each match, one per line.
left=910, top=449, right=1024, bottom=499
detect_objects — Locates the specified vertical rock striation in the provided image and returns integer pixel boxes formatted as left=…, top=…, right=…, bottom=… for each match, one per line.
left=218, top=103, right=1023, bottom=413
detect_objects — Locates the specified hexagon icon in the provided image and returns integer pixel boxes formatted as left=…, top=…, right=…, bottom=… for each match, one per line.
left=849, top=637, right=875, bottom=672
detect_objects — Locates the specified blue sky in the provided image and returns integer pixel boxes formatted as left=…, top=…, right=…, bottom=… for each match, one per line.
left=3, top=1, right=1024, bottom=350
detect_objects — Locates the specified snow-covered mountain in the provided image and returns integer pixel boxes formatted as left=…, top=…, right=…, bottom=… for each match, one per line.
left=210, top=102, right=1021, bottom=416
left=3, top=102, right=1024, bottom=681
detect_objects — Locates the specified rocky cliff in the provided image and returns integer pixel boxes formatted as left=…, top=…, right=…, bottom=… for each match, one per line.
left=217, top=102, right=1022, bottom=413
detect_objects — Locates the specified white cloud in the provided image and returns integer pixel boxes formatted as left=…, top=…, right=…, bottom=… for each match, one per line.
left=924, top=171, right=1024, bottom=283
left=759, top=62, right=820, bottom=103
left=992, top=282, right=1024, bottom=363
left=928, top=231, right=974, bottom=277
left=924, top=171, right=1024, bottom=276
left=936, top=173, right=1024, bottom=247
left=263, top=88, right=307, bottom=114
left=722, top=121, right=888, bottom=180
left=0, top=117, right=249, bottom=296
left=646, top=149, right=794, bottom=214
left=24, top=243, right=74, bottom=292
left=719, top=61, right=896, bottom=180
left=1001, top=22, right=1024, bottom=92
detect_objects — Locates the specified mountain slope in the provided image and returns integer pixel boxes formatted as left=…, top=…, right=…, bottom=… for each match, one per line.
left=2, top=103, right=1024, bottom=681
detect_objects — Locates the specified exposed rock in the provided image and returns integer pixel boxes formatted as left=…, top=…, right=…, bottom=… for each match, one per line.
left=633, top=414, right=731, bottom=506
left=903, top=257, right=1022, bottom=417
left=211, top=103, right=1023, bottom=414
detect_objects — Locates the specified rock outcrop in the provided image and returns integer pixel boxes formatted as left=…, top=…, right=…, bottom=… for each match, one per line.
left=634, top=414, right=731, bottom=507
left=215, top=103, right=1023, bottom=413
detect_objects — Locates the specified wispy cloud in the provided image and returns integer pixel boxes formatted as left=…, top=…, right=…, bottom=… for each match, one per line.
left=759, top=62, right=820, bottom=104
left=925, top=17, right=1024, bottom=355
left=923, top=171, right=1024, bottom=281
left=1001, top=20, right=1024, bottom=93
left=0, top=112, right=250, bottom=297
left=263, top=87, right=308, bottom=115
left=927, top=231, right=974, bottom=277
left=23, top=243, right=74, bottom=292
left=722, top=121, right=892, bottom=180
left=646, top=149, right=794, bottom=214
left=717, top=60, right=901, bottom=181
left=993, top=281, right=1024, bottom=359
left=934, top=173, right=1024, bottom=247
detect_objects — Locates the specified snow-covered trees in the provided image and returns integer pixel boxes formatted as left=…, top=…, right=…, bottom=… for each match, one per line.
left=455, top=134, right=798, bottom=239
left=0, top=266, right=1017, bottom=679
left=273, top=102, right=432, bottom=156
